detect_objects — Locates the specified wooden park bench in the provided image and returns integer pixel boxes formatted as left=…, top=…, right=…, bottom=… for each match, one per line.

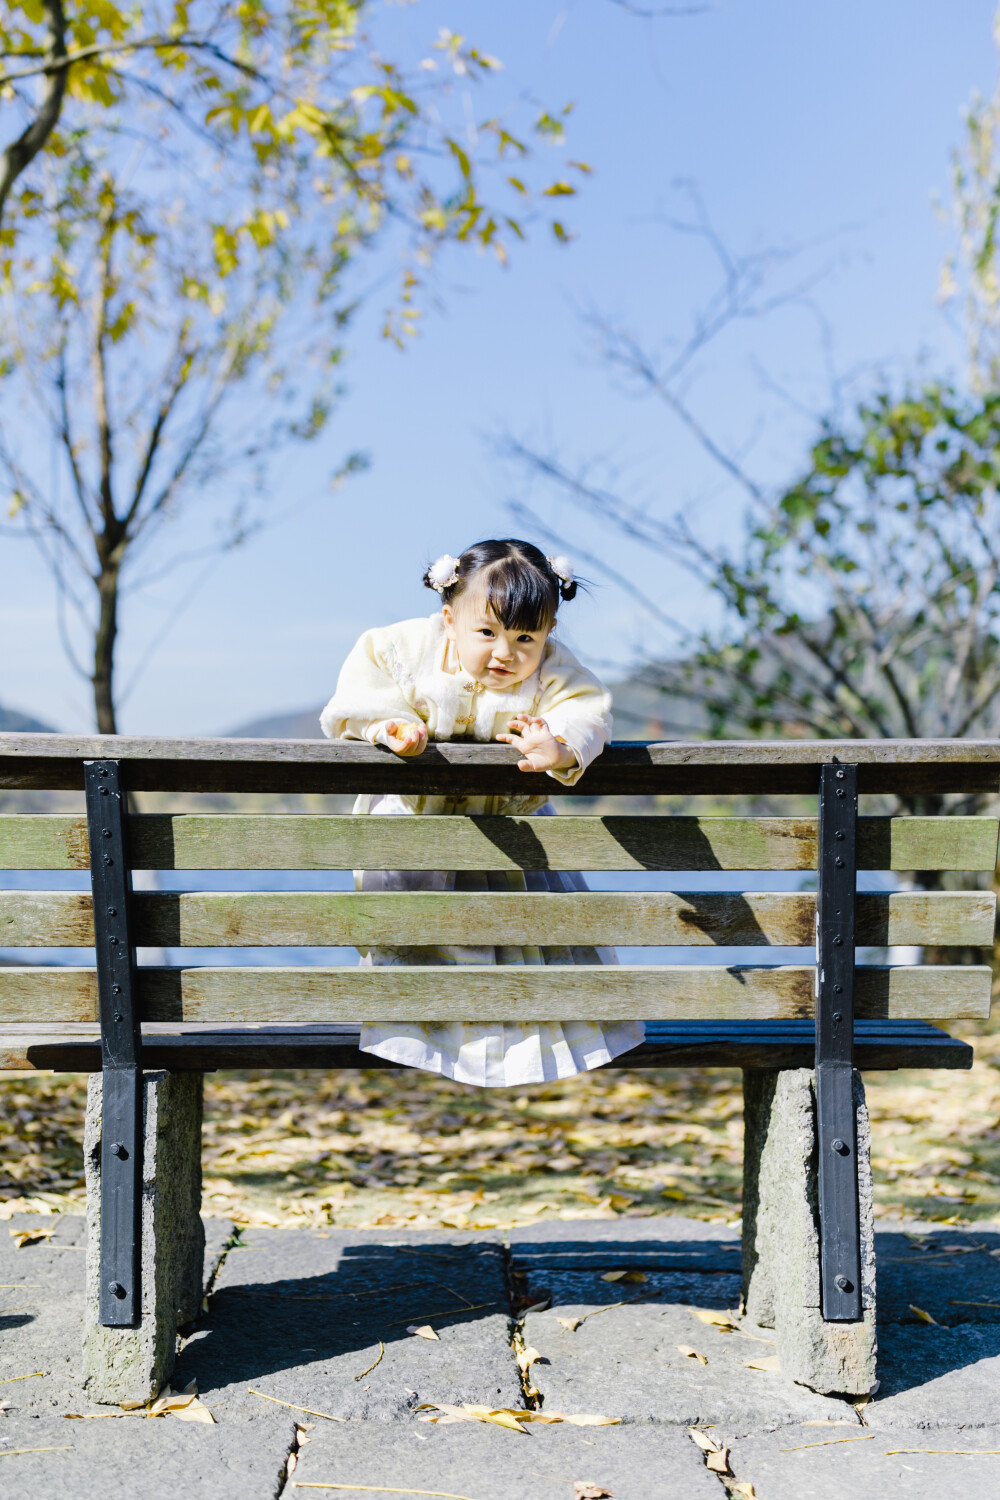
left=0, top=734, right=997, bottom=1403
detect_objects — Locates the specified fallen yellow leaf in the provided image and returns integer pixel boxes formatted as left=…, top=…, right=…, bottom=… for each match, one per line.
left=174, top=1398, right=215, bottom=1424
left=677, top=1345, right=707, bottom=1365
left=601, top=1271, right=627, bottom=1282
left=744, top=1356, right=781, bottom=1373
left=415, top=1403, right=619, bottom=1431
left=909, top=1305, right=943, bottom=1326
left=691, top=1308, right=737, bottom=1331
left=292, top=1486, right=483, bottom=1498
left=780, top=1436, right=875, bottom=1451
left=557, top=1316, right=583, bottom=1332
left=516, top=1345, right=542, bottom=1374
left=407, top=1325, right=440, bottom=1342
left=9, top=1228, right=55, bottom=1249
left=574, top=1484, right=612, bottom=1499
left=884, top=1448, right=1000, bottom=1456
left=688, top=1428, right=723, bottom=1455
left=0, top=1448, right=75, bottom=1460
left=706, top=1449, right=731, bottom=1476
left=248, top=1388, right=346, bottom=1422
left=354, top=1341, right=385, bottom=1382
left=731, top=1485, right=755, bottom=1499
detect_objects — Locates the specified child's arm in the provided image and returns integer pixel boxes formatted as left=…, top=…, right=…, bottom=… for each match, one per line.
left=320, top=626, right=427, bottom=755
left=496, top=715, right=579, bottom=775
left=508, top=644, right=613, bottom=784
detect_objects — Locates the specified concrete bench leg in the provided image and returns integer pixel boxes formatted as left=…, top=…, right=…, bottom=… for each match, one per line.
left=82, top=1070, right=205, bottom=1405
left=741, top=1067, right=877, bottom=1397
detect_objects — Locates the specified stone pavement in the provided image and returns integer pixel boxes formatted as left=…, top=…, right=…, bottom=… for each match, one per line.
left=2, top=1213, right=1000, bottom=1499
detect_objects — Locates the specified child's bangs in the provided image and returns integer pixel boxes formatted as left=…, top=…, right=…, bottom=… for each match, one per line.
left=481, top=559, right=557, bottom=632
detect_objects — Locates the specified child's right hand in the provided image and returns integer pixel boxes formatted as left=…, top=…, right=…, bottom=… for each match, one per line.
left=384, top=720, right=428, bottom=756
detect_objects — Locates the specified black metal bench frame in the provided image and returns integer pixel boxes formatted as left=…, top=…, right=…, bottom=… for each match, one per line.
left=66, top=748, right=980, bottom=1331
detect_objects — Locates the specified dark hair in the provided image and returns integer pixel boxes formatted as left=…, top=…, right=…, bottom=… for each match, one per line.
left=423, top=538, right=578, bottom=631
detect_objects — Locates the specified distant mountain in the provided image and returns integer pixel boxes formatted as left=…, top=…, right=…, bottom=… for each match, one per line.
left=0, top=703, right=56, bottom=732
left=224, top=707, right=325, bottom=739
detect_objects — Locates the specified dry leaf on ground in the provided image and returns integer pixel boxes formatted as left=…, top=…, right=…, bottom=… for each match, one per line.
left=290, top=1486, right=483, bottom=1498
left=416, top=1403, right=528, bottom=1433
left=407, top=1325, right=440, bottom=1342
left=0, top=1447, right=75, bottom=1460
left=354, top=1342, right=385, bottom=1381
left=744, top=1356, right=781, bottom=1373
left=909, top=1304, right=944, bottom=1326
left=248, top=1388, right=346, bottom=1423
left=416, top=1403, right=619, bottom=1432
left=691, top=1308, right=737, bottom=1331
left=574, top=1485, right=612, bottom=1498
left=731, top=1485, right=756, bottom=1499
left=687, top=1427, right=731, bottom=1474
left=516, top=1345, right=542, bottom=1374
left=146, top=1381, right=216, bottom=1424
left=9, top=1227, right=55, bottom=1249
left=780, top=1436, right=875, bottom=1452
left=557, top=1316, right=583, bottom=1332
left=677, top=1345, right=707, bottom=1364
left=600, top=1270, right=646, bottom=1283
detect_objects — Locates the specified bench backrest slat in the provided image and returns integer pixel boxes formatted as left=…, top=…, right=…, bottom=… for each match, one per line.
left=2, top=813, right=998, bottom=872
left=1, top=888, right=995, bottom=950
left=0, top=961, right=992, bottom=1022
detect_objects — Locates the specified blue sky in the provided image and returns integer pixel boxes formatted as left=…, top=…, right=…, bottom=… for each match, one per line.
left=2, top=0, right=996, bottom=734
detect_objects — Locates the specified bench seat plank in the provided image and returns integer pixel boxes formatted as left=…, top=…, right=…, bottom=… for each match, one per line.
left=0, top=962, right=990, bottom=1022
left=2, top=814, right=997, bottom=873
left=2, top=888, right=995, bottom=949
left=0, top=1019, right=974, bottom=1072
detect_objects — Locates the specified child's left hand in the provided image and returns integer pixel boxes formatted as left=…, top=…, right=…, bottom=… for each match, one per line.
left=497, top=715, right=579, bottom=775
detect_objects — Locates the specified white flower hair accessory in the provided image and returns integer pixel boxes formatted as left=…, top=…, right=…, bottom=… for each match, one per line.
left=427, top=553, right=461, bottom=593
left=546, top=554, right=574, bottom=586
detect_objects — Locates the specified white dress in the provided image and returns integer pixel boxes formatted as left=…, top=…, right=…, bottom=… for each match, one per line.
left=319, top=613, right=645, bottom=1087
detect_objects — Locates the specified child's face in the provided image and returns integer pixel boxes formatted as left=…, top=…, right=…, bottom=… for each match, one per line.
left=442, top=588, right=552, bottom=688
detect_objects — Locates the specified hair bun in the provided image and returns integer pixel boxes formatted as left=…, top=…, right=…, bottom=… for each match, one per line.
left=424, top=553, right=461, bottom=594
left=545, top=554, right=576, bottom=602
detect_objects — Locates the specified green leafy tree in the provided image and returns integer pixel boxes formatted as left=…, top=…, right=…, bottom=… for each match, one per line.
left=1, top=4, right=587, bottom=730
left=509, top=40, right=1000, bottom=815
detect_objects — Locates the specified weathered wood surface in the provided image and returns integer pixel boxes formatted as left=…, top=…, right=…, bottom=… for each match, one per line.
left=0, top=1019, right=973, bottom=1073
left=3, top=814, right=997, bottom=873
left=3, top=733, right=1000, bottom=795
left=0, top=963, right=990, bottom=1022
left=4, top=888, right=995, bottom=949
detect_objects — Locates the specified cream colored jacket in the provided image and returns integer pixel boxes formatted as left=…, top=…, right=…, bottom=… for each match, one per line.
left=319, top=612, right=612, bottom=791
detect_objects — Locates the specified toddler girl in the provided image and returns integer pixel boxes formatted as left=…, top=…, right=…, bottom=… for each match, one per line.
left=319, top=537, right=644, bottom=1086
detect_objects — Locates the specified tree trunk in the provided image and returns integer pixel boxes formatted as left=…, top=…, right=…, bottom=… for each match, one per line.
left=93, top=562, right=120, bottom=735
